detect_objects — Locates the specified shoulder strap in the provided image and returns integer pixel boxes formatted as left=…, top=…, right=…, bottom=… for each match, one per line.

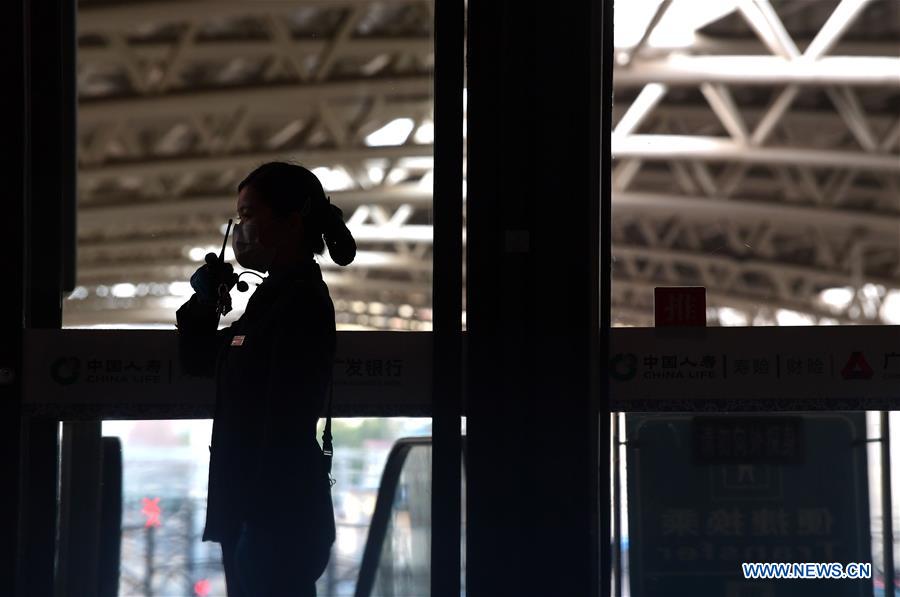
left=322, top=378, right=335, bottom=485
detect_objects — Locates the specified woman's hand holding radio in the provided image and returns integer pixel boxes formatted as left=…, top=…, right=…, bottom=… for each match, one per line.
left=190, top=255, right=237, bottom=305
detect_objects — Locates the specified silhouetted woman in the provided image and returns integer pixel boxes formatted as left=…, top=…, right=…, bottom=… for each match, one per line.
left=175, top=162, right=356, bottom=596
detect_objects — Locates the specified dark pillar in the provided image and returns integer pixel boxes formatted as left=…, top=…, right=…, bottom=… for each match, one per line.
left=432, top=0, right=465, bottom=594
left=16, top=0, right=77, bottom=594
left=0, top=0, right=28, bottom=594
left=466, top=0, right=609, bottom=595
left=56, top=421, right=105, bottom=597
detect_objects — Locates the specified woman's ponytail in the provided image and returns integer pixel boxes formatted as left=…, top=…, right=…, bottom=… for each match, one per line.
left=320, top=197, right=356, bottom=266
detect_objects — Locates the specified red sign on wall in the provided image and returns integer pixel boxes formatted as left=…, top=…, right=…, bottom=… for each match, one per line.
left=654, top=287, right=707, bottom=327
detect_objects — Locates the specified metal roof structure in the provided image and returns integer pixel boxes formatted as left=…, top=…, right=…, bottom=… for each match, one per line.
left=68, top=0, right=899, bottom=328
left=71, top=0, right=436, bottom=329
left=611, top=0, right=900, bottom=326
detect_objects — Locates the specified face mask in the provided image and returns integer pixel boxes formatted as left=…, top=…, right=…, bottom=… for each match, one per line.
left=232, top=220, right=277, bottom=273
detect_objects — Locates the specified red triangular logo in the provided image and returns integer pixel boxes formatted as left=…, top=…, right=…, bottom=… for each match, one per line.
left=841, top=351, right=873, bottom=380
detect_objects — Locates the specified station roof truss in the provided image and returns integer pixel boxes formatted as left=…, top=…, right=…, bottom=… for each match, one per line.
left=74, top=0, right=437, bottom=328
left=612, top=0, right=900, bottom=326
left=72, top=0, right=898, bottom=328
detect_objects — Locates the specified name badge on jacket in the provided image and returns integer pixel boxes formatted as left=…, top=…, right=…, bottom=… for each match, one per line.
left=231, top=335, right=246, bottom=346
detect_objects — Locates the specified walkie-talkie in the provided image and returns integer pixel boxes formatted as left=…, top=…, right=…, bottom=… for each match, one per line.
left=201, top=219, right=260, bottom=317
left=205, top=219, right=236, bottom=317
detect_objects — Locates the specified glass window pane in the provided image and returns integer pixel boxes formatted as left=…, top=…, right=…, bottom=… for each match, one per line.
left=70, top=1, right=435, bottom=331
left=100, top=417, right=432, bottom=596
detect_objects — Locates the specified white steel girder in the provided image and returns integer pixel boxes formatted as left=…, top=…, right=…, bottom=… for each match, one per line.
left=78, top=185, right=432, bottom=232
left=78, top=0, right=432, bottom=97
left=614, top=55, right=900, bottom=87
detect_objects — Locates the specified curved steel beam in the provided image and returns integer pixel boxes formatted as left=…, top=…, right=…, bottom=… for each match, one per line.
left=78, top=144, right=434, bottom=185
left=614, top=192, right=900, bottom=234
left=613, top=135, right=900, bottom=171
left=78, top=0, right=427, bottom=32
left=78, top=185, right=432, bottom=230
left=614, top=55, right=900, bottom=87
left=79, top=77, right=431, bottom=125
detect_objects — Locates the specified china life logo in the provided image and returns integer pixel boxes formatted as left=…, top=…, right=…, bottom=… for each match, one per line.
left=50, top=357, right=81, bottom=386
left=610, top=353, right=638, bottom=381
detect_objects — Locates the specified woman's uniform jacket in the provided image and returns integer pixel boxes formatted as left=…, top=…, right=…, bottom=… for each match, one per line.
left=175, top=260, right=336, bottom=546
